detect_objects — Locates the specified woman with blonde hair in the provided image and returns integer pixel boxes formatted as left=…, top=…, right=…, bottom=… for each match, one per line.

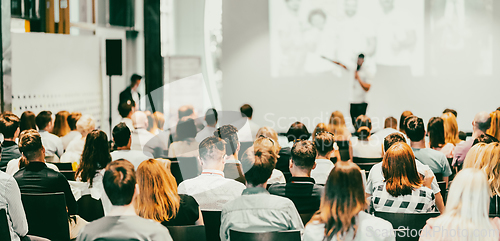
left=60, top=115, right=96, bottom=164
left=254, top=129, right=286, bottom=184
left=420, top=168, right=500, bottom=241
left=328, top=111, right=353, bottom=161
left=487, top=110, right=500, bottom=141
left=441, top=112, right=461, bottom=145
left=52, top=110, right=71, bottom=137
left=303, top=162, right=394, bottom=241
left=135, top=159, right=202, bottom=226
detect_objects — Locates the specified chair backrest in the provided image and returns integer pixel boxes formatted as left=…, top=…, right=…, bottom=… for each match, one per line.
left=299, top=213, right=315, bottom=225
left=374, top=211, right=440, bottom=241
left=352, top=157, right=382, bottom=171
left=52, top=163, right=73, bottom=171
left=21, top=192, right=70, bottom=241
left=169, top=160, right=183, bottom=186
left=0, top=209, right=11, bottom=241
left=223, top=163, right=246, bottom=184
left=167, top=225, right=206, bottom=241
left=45, top=155, right=60, bottom=163
left=177, top=157, right=202, bottom=181
left=229, top=229, right=301, bottom=241
left=77, top=195, right=105, bottom=222
left=60, top=171, right=76, bottom=181
left=201, top=210, right=222, bottom=241
left=237, top=142, right=254, bottom=161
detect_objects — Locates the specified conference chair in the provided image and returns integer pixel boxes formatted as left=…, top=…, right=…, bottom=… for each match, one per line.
left=374, top=211, right=440, bottom=241
left=0, top=209, right=10, bottom=241
left=490, top=195, right=500, bottom=217
left=201, top=210, right=222, bottom=241
left=21, top=192, right=70, bottom=241
left=229, top=229, right=301, bottom=241
left=167, top=225, right=207, bottom=241
left=169, top=160, right=184, bottom=185
left=223, top=162, right=246, bottom=184
left=52, top=163, right=73, bottom=171
left=352, top=157, right=382, bottom=172
left=45, top=155, right=60, bottom=163
left=77, top=195, right=105, bottom=222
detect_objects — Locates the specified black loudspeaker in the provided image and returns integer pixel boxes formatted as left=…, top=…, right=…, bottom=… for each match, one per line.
left=105, top=39, right=122, bottom=76
left=109, top=0, right=134, bottom=27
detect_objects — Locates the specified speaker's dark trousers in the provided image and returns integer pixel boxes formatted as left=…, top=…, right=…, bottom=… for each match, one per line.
left=350, top=102, right=368, bottom=126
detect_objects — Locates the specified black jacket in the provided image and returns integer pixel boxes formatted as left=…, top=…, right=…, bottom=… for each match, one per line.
left=119, top=86, right=140, bottom=105
left=14, top=162, right=78, bottom=215
left=0, top=141, right=21, bottom=167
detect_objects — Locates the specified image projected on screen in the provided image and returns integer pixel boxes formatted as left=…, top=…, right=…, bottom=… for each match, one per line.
left=269, top=0, right=424, bottom=77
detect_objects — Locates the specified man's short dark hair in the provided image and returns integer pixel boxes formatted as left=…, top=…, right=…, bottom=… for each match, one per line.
left=314, top=132, right=334, bottom=156
left=205, top=108, right=218, bottom=126
left=113, top=123, right=131, bottom=148
left=199, top=136, right=226, bottom=161
left=291, top=140, right=317, bottom=170
left=18, top=129, right=44, bottom=161
left=240, top=104, right=253, bottom=118
left=384, top=133, right=407, bottom=152
left=67, top=112, right=82, bottom=130
left=358, top=53, right=365, bottom=59
left=0, top=113, right=20, bottom=139
left=178, top=106, right=194, bottom=119
left=176, top=118, right=197, bottom=141
left=103, top=159, right=136, bottom=206
left=405, top=116, right=425, bottom=142
left=118, top=101, right=135, bottom=118
left=459, top=131, right=467, bottom=141
left=35, top=111, right=52, bottom=130
left=214, top=125, right=239, bottom=156
left=443, top=108, right=457, bottom=118
left=384, top=117, right=397, bottom=129
left=131, top=74, right=142, bottom=85
left=240, top=145, right=276, bottom=187
left=286, top=122, right=310, bottom=142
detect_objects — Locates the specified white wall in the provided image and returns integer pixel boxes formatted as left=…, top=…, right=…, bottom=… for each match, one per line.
left=11, top=33, right=102, bottom=127
left=221, top=0, right=500, bottom=133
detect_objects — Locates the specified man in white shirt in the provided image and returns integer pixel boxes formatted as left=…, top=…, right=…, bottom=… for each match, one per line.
left=111, top=123, right=153, bottom=170
left=372, top=116, right=408, bottom=144
left=130, top=111, right=154, bottom=152
left=237, top=104, right=260, bottom=142
left=195, top=108, right=218, bottom=143
left=311, top=132, right=335, bottom=185
left=177, top=136, right=245, bottom=211
left=36, top=111, right=64, bottom=157
left=0, top=170, right=28, bottom=241
left=366, top=132, right=445, bottom=213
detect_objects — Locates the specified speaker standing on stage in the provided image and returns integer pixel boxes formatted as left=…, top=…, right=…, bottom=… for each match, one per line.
left=120, top=74, right=142, bottom=109
left=323, top=54, right=376, bottom=125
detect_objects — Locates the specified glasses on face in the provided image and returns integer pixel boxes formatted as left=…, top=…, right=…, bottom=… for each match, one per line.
left=258, top=135, right=275, bottom=146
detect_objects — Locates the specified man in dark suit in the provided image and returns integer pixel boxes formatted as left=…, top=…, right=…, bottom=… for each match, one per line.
left=119, top=74, right=142, bottom=108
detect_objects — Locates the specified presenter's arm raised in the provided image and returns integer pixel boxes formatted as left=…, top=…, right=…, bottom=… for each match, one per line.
left=321, top=56, right=348, bottom=70
left=355, top=71, right=371, bottom=92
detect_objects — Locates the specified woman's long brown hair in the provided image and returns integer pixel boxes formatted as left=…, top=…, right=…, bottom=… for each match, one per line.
left=52, top=111, right=71, bottom=137
left=382, top=142, right=422, bottom=197
left=310, top=162, right=367, bottom=240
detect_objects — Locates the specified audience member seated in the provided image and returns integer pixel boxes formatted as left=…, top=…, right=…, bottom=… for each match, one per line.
left=427, top=117, right=455, bottom=158
left=312, top=123, right=340, bottom=161
left=278, top=122, right=311, bottom=173
left=171, top=105, right=204, bottom=141
left=487, top=109, right=500, bottom=141
left=215, top=125, right=240, bottom=164
left=168, top=118, right=200, bottom=158
left=72, top=130, right=112, bottom=214
left=13, top=130, right=83, bottom=238
left=131, top=111, right=156, bottom=152
left=373, top=116, right=405, bottom=143
left=303, top=162, right=394, bottom=241
left=420, top=169, right=500, bottom=241
left=220, top=139, right=303, bottom=241
left=463, top=143, right=500, bottom=215
left=5, top=133, right=59, bottom=175
left=371, top=142, right=436, bottom=213
left=237, top=104, right=260, bottom=142
left=311, top=132, right=335, bottom=184
left=351, top=115, right=383, bottom=158
left=111, top=123, right=152, bottom=169
left=19, top=111, right=36, bottom=133
left=196, top=108, right=218, bottom=143
left=268, top=139, right=324, bottom=214
left=76, top=159, right=173, bottom=241
left=453, top=111, right=493, bottom=167
left=147, top=111, right=165, bottom=135
left=328, top=111, right=353, bottom=161
left=0, top=165, right=28, bottom=241
left=61, top=112, right=82, bottom=150
left=406, top=116, right=452, bottom=187
left=135, top=159, right=203, bottom=227
left=0, top=113, right=21, bottom=167
left=399, top=110, right=413, bottom=136
left=52, top=111, right=70, bottom=138
left=254, top=127, right=286, bottom=184
left=366, top=133, right=445, bottom=213
left=60, top=115, right=95, bottom=164
left=35, top=111, right=63, bottom=158
left=178, top=136, right=245, bottom=210
left=441, top=112, right=461, bottom=146
left=118, top=100, right=136, bottom=131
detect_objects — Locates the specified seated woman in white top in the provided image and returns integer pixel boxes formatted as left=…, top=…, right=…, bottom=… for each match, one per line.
left=303, top=162, right=394, bottom=241
left=255, top=127, right=287, bottom=184
left=427, top=117, right=454, bottom=158
left=72, top=130, right=113, bottom=214
left=351, top=115, right=383, bottom=158
left=60, top=115, right=95, bottom=164
left=420, top=168, right=500, bottom=241
left=370, top=142, right=435, bottom=213
left=168, top=118, right=199, bottom=158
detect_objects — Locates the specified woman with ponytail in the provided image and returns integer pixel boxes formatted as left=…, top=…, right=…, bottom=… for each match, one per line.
left=352, top=115, right=383, bottom=158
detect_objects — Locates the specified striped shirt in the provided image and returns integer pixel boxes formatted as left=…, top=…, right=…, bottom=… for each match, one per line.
left=371, top=183, right=436, bottom=213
